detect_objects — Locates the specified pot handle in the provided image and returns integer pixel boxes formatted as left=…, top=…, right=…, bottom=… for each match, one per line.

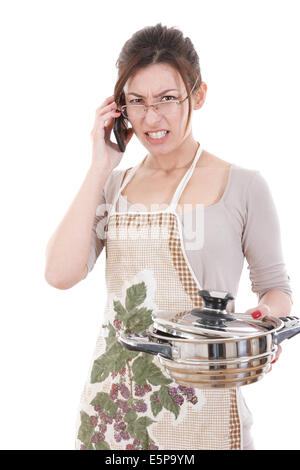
left=274, top=316, right=300, bottom=345
left=117, top=332, right=173, bottom=360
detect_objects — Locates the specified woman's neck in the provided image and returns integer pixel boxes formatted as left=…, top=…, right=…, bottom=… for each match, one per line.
left=143, top=138, right=200, bottom=172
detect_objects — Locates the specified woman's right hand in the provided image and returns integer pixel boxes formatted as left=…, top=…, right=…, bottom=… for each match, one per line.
left=90, top=94, right=134, bottom=171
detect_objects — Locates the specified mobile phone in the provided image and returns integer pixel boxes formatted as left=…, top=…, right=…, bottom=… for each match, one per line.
left=113, top=115, right=127, bottom=152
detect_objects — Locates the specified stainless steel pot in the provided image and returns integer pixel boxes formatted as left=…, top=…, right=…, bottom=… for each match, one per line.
left=118, top=289, right=300, bottom=388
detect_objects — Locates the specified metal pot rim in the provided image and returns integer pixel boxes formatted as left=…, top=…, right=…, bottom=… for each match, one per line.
left=149, top=315, right=284, bottom=344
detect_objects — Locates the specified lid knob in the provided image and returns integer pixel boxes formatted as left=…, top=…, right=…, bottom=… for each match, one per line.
left=189, top=290, right=235, bottom=328
left=198, top=289, right=234, bottom=311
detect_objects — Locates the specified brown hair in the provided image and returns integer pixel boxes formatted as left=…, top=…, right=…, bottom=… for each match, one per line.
left=114, top=23, right=202, bottom=138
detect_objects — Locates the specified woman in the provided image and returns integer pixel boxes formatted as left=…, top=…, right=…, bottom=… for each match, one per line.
left=45, top=23, right=293, bottom=450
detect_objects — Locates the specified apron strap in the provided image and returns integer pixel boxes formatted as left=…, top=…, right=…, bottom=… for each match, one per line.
left=168, top=143, right=203, bottom=210
left=109, top=157, right=145, bottom=216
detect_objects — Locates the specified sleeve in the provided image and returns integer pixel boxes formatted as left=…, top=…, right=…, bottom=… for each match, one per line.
left=241, top=171, right=293, bottom=304
left=86, top=188, right=108, bottom=273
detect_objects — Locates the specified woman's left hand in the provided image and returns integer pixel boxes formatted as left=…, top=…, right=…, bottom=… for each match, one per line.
left=244, top=303, right=282, bottom=368
left=244, top=302, right=271, bottom=320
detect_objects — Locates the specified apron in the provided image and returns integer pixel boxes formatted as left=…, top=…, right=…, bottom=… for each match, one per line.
left=75, top=142, right=242, bottom=450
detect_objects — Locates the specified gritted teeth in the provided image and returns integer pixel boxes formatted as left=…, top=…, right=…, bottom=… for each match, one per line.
left=145, top=130, right=169, bottom=133
left=145, top=130, right=169, bottom=136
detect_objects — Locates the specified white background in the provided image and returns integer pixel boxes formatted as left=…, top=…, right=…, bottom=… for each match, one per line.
left=0, top=0, right=299, bottom=450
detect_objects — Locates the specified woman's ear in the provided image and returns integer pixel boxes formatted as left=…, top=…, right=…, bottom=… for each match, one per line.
left=193, top=82, right=207, bottom=110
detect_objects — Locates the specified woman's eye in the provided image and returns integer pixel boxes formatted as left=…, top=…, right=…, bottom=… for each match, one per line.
left=129, top=96, right=177, bottom=104
left=161, top=95, right=177, bottom=101
left=129, top=99, right=142, bottom=104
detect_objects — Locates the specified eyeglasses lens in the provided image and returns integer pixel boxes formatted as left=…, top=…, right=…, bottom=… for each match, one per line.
left=122, top=101, right=179, bottom=119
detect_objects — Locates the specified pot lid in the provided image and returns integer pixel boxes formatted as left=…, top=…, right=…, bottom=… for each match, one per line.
left=152, top=289, right=283, bottom=339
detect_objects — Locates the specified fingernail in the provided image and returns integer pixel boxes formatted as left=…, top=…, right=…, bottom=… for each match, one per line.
left=251, top=310, right=262, bottom=319
left=271, top=358, right=278, bottom=364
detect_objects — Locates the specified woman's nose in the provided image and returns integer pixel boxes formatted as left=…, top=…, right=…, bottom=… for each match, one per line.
left=143, top=106, right=163, bottom=124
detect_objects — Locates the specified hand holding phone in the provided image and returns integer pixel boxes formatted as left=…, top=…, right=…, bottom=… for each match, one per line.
left=90, top=95, right=133, bottom=171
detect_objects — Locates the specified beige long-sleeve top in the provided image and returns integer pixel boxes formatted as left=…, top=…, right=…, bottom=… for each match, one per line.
left=86, top=163, right=293, bottom=305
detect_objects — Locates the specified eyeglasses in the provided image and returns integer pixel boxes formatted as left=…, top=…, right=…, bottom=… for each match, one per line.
left=121, top=76, right=200, bottom=120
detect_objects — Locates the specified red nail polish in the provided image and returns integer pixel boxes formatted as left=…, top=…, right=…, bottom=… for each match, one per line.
left=251, top=310, right=262, bottom=319
left=271, top=358, right=278, bottom=364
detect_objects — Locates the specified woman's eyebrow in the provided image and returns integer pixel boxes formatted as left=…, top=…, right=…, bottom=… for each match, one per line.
left=127, top=88, right=180, bottom=98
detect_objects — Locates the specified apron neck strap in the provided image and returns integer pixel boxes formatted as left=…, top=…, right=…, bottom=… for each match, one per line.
left=168, top=142, right=203, bottom=210
left=109, top=158, right=145, bottom=216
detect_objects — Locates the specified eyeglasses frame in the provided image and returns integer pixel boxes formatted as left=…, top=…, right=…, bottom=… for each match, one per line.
left=120, top=75, right=200, bottom=120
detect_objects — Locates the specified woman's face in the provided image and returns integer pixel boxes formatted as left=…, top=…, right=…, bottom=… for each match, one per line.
left=123, top=63, right=205, bottom=154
